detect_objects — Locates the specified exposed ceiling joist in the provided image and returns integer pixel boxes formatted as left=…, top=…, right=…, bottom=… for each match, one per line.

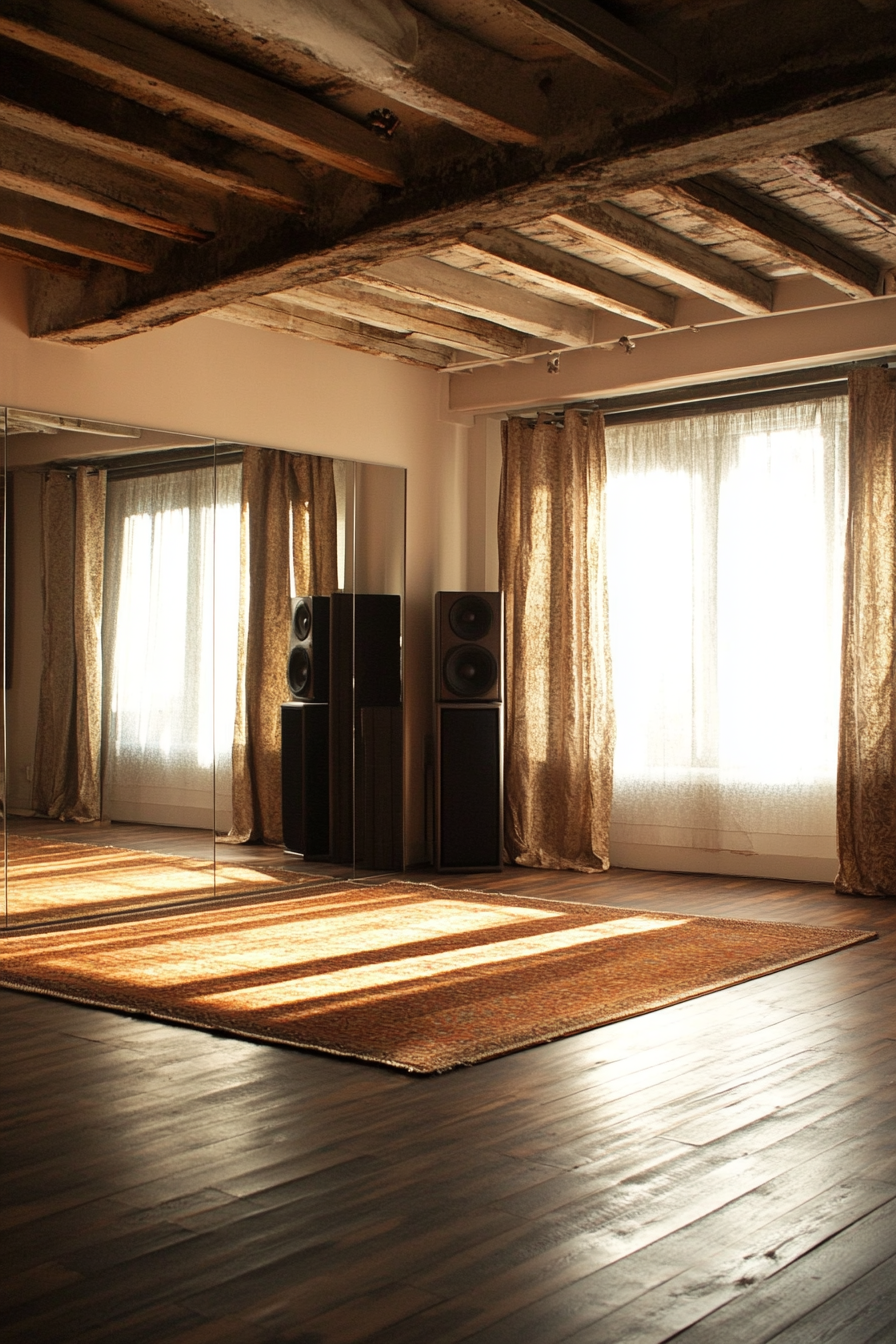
left=0, top=0, right=403, bottom=185
left=211, top=297, right=451, bottom=368
left=0, top=123, right=213, bottom=240
left=0, top=236, right=82, bottom=276
left=502, top=0, right=675, bottom=90
left=779, top=141, right=896, bottom=236
left=25, top=38, right=896, bottom=344
left=0, top=48, right=310, bottom=213
left=549, top=202, right=775, bottom=314
left=454, top=228, right=675, bottom=327
left=144, top=0, right=547, bottom=145
left=0, top=187, right=160, bottom=272
left=281, top=281, right=528, bottom=360
left=655, top=174, right=882, bottom=297
left=358, top=257, right=595, bottom=345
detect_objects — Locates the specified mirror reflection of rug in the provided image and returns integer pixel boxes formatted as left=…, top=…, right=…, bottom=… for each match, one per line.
left=0, top=880, right=875, bottom=1073
left=4, top=834, right=320, bottom=923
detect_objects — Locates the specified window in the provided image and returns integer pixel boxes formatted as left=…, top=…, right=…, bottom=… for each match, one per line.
left=604, top=396, right=848, bottom=879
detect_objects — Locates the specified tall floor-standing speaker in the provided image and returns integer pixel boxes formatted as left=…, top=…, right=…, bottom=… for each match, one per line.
left=435, top=592, right=504, bottom=872
left=282, top=595, right=330, bottom=859
left=281, top=701, right=329, bottom=859
left=330, top=593, right=402, bottom=866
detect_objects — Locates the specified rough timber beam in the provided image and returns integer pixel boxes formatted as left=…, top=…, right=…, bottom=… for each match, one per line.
left=0, top=49, right=310, bottom=213
left=500, top=0, right=675, bottom=91
left=452, top=229, right=675, bottom=328
left=0, top=187, right=160, bottom=271
left=280, top=281, right=528, bottom=360
left=158, top=0, right=545, bottom=145
left=0, top=236, right=83, bottom=276
left=0, top=124, right=213, bottom=240
left=550, top=202, right=774, bottom=314
left=0, top=0, right=402, bottom=185
left=357, top=258, right=595, bottom=346
left=210, top=298, right=451, bottom=368
left=779, top=142, right=896, bottom=236
left=29, top=74, right=896, bottom=343
left=655, top=175, right=882, bottom=298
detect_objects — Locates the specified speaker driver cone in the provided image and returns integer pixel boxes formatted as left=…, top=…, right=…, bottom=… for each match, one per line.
left=287, top=645, right=312, bottom=698
left=293, top=599, right=312, bottom=642
left=444, top=644, right=497, bottom=698
left=448, top=594, right=493, bottom=641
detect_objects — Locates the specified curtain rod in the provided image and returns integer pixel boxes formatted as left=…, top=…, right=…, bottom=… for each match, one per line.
left=511, top=358, right=893, bottom=426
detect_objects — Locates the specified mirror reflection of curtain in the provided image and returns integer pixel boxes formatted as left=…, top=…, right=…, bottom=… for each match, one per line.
left=228, top=447, right=338, bottom=845
left=33, top=466, right=106, bottom=822
left=837, top=368, right=896, bottom=895
left=604, top=396, right=848, bottom=872
left=101, top=461, right=242, bottom=829
left=499, top=412, right=615, bottom=872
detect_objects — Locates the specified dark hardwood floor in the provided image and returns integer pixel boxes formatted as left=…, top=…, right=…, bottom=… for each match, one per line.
left=3, top=862, right=896, bottom=1343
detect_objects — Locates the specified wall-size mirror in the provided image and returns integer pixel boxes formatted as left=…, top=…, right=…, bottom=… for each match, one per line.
left=2, top=407, right=406, bottom=929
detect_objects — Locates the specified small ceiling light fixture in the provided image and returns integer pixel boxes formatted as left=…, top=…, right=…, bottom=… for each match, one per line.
left=547, top=355, right=561, bottom=374
left=617, top=335, right=636, bottom=354
left=366, top=108, right=400, bottom=139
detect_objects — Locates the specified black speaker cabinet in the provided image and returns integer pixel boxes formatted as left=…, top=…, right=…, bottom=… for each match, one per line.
left=287, top=596, right=329, bottom=702
left=436, top=591, right=503, bottom=702
left=281, top=701, right=329, bottom=859
left=355, top=705, right=404, bottom=871
left=329, top=593, right=402, bottom=864
left=436, top=702, right=503, bottom=872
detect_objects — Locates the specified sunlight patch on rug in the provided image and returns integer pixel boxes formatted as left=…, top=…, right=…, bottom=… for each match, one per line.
left=0, top=880, right=875, bottom=1072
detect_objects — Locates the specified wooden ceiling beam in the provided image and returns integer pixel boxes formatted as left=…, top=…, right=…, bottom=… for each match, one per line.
left=0, top=236, right=83, bottom=276
left=0, top=124, right=214, bottom=241
left=0, top=48, right=310, bottom=213
left=655, top=174, right=882, bottom=298
left=27, top=73, right=896, bottom=343
left=549, top=202, right=774, bottom=314
left=0, top=187, right=161, bottom=272
left=163, top=0, right=545, bottom=146
left=454, top=228, right=676, bottom=328
left=357, top=258, right=595, bottom=346
left=0, top=0, right=402, bottom=185
left=209, top=298, right=451, bottom=368
left=779, top=142, right=896, bottom=237
left=279, top=281, right=528, bottom=359
left=498, top=0, right=675, bottom=91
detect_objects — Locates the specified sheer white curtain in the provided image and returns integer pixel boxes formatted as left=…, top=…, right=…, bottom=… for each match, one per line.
left=604, top=396, right=848, bottom=882
left=102, top=461, right=242, bottom=830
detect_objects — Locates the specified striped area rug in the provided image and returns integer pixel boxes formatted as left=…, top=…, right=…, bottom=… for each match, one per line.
left=0, top=879, right=875, bottom=1072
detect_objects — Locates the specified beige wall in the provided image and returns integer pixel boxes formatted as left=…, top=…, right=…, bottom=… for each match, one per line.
left=0, top=261, right=472, bottom=862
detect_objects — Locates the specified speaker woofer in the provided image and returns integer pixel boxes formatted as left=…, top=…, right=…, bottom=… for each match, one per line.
left=443, top=644, right=497, bottom=698
left=287, top=645, right=312, bottom=698
left=293, top=599, right=312, bottom=642
left=449, top=594, right=493, bottom=641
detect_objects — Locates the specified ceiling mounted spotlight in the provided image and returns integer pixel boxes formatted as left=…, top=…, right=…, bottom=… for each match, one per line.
left=365, top=108, right=400, bottom=138
left=617, top=335, right=636, bottom=354
left=547, top=355, right=561, bottom=374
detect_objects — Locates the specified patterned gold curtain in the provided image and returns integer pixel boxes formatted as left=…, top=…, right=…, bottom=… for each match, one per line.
left=228, top=448, right=338, bottom=844
left=499, top=411, right=615, bottom=872
left=32, top=466, right=107, bottom=822
left=836, top=367, right=896, bottom=895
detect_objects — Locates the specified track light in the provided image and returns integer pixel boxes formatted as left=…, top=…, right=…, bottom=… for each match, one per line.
left=547, top=356, right=561, bottom=374
left=617, top=335, right=636, bottom=354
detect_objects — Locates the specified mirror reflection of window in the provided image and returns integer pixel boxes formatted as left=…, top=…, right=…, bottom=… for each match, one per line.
left=103, top=460, right=241, bottom=833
